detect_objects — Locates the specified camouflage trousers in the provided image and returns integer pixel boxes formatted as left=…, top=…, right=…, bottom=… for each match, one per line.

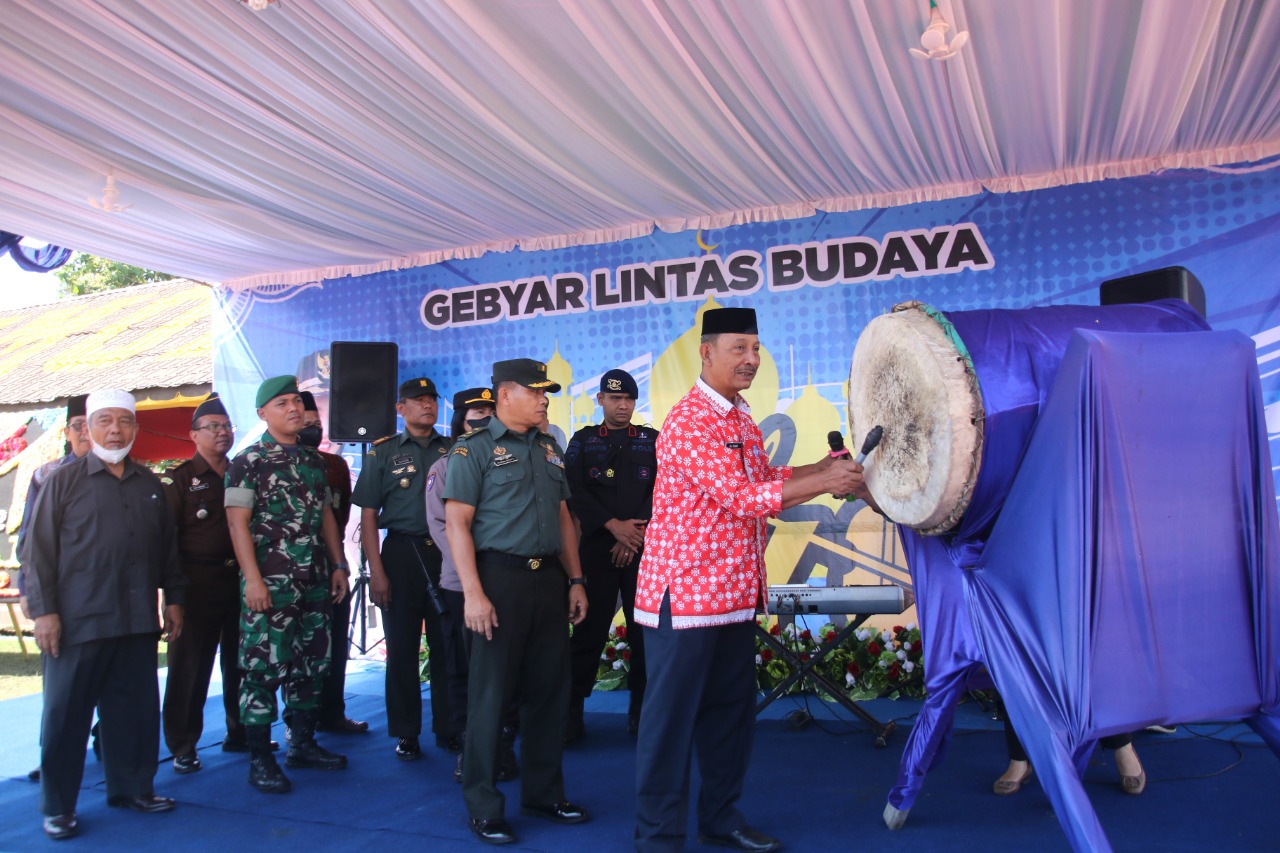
left=238, top=575, right=332, bottom=726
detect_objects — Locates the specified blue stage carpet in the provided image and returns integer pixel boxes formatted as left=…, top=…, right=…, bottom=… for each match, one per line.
left=1, top=662, right=1276, bottom=851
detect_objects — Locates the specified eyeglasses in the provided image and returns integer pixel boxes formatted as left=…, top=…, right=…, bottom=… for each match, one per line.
left=194, top=423, right=236, bottom=433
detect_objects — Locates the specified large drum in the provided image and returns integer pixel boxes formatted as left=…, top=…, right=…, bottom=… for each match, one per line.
left=848, top=299, right=1210, bottom=537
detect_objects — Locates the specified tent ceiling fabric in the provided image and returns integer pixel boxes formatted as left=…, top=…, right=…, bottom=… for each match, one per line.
left=1, top=1, right=1278, bottom=288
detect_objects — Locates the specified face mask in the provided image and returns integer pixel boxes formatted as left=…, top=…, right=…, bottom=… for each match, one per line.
left=297, top=424, right=323, bottom=448
left=91, top=440, right=133, bottom=465
left=465, top=416, right=491, bottom=432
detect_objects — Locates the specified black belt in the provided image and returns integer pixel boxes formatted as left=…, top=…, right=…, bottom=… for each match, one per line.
left=478, top=551, right=560, bottom=571
left=387, top=530, right=435, bottom=548
left=182, top=555, right=238, bottom=569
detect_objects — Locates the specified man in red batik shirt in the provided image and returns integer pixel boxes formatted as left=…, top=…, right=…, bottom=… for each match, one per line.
left=633, top=307, right=869, bottom=853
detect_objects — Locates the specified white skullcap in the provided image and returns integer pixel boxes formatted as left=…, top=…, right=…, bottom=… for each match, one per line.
left=85, top=389, right=136, bottom=416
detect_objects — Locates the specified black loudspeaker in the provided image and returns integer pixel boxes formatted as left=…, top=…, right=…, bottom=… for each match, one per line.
left=328, top=341, right=399, bottom=442
left=1100, top=266, right=1206, bottom=318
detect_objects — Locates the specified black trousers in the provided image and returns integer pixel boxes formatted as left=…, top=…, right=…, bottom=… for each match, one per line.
left=317, top=593, right=352, bottom=723
left=568, top=540, right=646, bottom=706
left=634, top=595, right=757, bottom=852
left=41, top=633, right=160, bottom=816
left=440, top=587, right=472, bottom=737
left=162, top=564, right=240, bottom=754
left=379, top=533, right=453, bottom=739
left=462, top=554, right=569, bottom=820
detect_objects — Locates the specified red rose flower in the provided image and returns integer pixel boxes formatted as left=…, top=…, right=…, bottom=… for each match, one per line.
left=760, top=649, right=774, bottom=663
left=823, top=630, right=837, bottom=644
left=604, top=646, right=617, bottom=660
left=867, top=642, right=881, bottom=656
left=847, top=662, right=860, bottom=676
left=621, top=649, right=632, bottom=662
left=892, top=625, right=905, bottom=635
left=769, top=623, right=781, bottom=636
left=799, top=629, right=812, bottom=642
left=615, top=625, right=627, bottom=640
left=799, top=653, right=811, bottom=662
left=889, top=663, right=901, bottom=679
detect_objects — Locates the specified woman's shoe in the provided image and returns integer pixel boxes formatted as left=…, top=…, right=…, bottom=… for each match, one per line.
left=1120, top=768, right=1146, bottom=795
left=993, top=764, right=1033, bottom=796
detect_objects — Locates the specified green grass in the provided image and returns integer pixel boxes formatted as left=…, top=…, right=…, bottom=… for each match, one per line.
left=0, top=635, right=169, bottom=701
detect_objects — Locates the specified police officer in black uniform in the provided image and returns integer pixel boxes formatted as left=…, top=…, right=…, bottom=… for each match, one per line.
left=564, top=368, right=657, bottom=742
left=444, top=358, right=590, bottom=846
left=351, top=377, right=456, bottom=760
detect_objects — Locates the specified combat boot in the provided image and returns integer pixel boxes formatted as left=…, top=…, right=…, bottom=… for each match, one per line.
left=285, top=711, right=348, bottom=770
left=247, top=724, right=291, bottom=794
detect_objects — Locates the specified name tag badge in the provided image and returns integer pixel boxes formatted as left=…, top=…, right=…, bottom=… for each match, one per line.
left=725, top=441, right=744, bottom=449
left=189, top=480, right=210, bottom=492
left=493, top=454, right=519, bottom=467
left=392, top=454, right=413, bottom=467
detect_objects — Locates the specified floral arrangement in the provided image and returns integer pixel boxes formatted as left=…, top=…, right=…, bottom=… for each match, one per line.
left=593, top=622, right=634, bottom=691
left=756, top=618, right=925, bottom=701
left=0, top=424, right=28, bottom=469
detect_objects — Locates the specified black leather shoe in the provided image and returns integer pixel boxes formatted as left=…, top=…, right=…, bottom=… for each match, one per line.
left=697, top=827, right=782, bottom=852
left=520, top=800, right=589, bottom=824
left=173, top=752, right=202, bottom=774
left=107, top=793, right=176, bottom=813
left=469, top=818, right=516, bottom=845
left=395, top=736, right=421, bottom=761
left=42, top=814, right=78, bottom=840
left=317, top=716, right=369, bottom=734
left=435, top=733, right=463, bottom=752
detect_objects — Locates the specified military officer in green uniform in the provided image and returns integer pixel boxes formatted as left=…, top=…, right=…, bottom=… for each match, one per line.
left=444, top=358, right=590, bottom=846
left=225, top=375, right=350, bottom=794
left=352, top=377, right=456, bottom=760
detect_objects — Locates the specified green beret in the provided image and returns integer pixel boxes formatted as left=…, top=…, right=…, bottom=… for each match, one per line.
left=256, top=375, right=300, bottom=408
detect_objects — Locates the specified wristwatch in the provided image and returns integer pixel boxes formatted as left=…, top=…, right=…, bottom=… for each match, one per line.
left=334, top=561, right=350, bottom=573
left=568, top=577, right=587, bottom=587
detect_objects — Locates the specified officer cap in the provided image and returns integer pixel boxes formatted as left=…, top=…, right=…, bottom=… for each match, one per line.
left=701, top=307, right=758, bottom=336
left=399, top=377, right=439, bottom=400
left=191, top=393, right=229, bottom=427
left=454, top=387, right=494, bottom=410
left=599, top=369, right=638, bottom=398
left=255, top=375, right=300, bottom=408
left=299, top=390, right=319, bottom=412
left=66, top=394, right=87, bottom=421
left=491, top=358, right=561, bottom=393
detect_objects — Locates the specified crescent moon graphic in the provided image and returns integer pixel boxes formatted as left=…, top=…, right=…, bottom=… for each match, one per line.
left=695, top=230, right=719, bottom=253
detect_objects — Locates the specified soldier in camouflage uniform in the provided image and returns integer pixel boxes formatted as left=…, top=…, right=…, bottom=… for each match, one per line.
left=225, top=375, right=351, bottom=794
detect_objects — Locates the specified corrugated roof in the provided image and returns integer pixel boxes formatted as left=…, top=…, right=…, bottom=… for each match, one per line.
left=0, top=279, right=212, bottom=405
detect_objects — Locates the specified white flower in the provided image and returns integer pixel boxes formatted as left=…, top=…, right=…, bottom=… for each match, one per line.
left=755, top=654, right=762, bottom=665
left=615, top=642, right=628, bottom=652
left=903, top=641, right=912, bottom=651
left=880, top=630, right=893, bottom=643
left=600, top=652, right=610, bottom=661
left=878, top=659, right=889, bottom=669
left=907, top=622, right=917, bottom=631
left=904, top=661, right=916, bottom=672
left=896, top=650, right=907, bottom=661
left=855, top=628, right=871, bottom=642
left=612, top=659, right=624, bottom=670
left=782, top=624, right=796, bottom=638
left=845, top=672, right=856, bottom=686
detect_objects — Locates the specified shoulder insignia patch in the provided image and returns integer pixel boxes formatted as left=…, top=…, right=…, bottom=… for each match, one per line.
left=371, top=434, right=397, bottom=447
left=451, top=446, right=470, bottom=457
left=160, top=476, right=174, bottom=485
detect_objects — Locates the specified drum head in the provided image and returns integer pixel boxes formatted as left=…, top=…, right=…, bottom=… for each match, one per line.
left=848, top=302, right=983, bottom=535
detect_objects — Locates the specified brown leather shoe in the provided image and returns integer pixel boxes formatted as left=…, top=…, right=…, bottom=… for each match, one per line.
left=42, top=814, right=78, bottom=840
left=993, top=763, right=1033, bottom=796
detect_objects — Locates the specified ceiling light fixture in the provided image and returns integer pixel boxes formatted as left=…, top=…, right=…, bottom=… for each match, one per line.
left=910, top=0, right=968, bottom=61
left=88, top=172, right=131, bottom=213
left=241, top=0, right=277, bottom=11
